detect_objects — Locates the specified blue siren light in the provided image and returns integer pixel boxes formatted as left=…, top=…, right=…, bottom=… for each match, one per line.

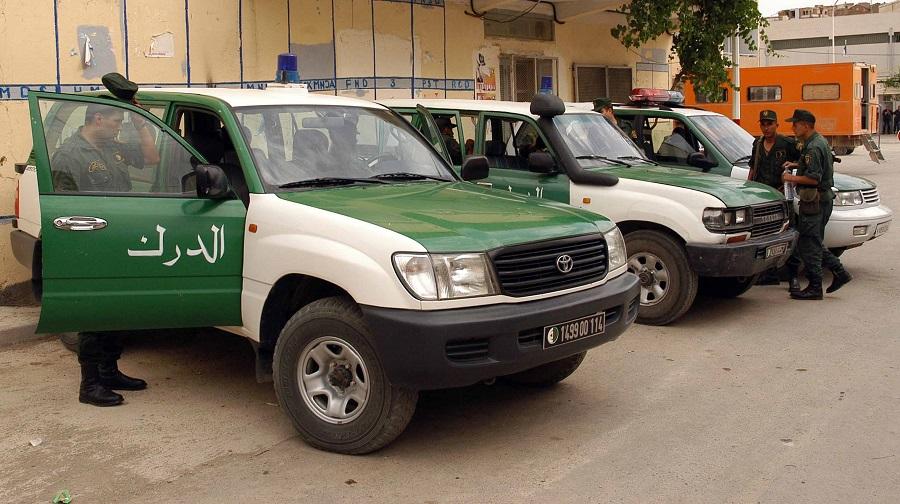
left=275, top=53, right=301, bottom=84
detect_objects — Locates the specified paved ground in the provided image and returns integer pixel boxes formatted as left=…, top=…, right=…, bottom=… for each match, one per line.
left=2, top=139, right=899, bottom=503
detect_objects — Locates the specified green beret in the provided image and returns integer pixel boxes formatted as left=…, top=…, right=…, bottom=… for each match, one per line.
left=593, top=97, right=613, bottom=111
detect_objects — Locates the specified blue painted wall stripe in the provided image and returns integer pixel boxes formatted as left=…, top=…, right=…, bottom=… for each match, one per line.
left=184, top=0, right=191, bottom=86
left=239, top=0, right=244, bottom=87
left=53, top=0, right=61, bottom=90
left=123, top=0, right=130, bottom=78
left=331, top=0, right=338, bottom=95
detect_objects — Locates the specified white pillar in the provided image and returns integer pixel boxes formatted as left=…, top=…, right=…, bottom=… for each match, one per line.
left=732, top=34, right=741, bottom=121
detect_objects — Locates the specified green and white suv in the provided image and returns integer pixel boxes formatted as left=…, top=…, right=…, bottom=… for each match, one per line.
left=11, top=85, right=640, bottom=454
left=383, top=95, right=798, bottom=326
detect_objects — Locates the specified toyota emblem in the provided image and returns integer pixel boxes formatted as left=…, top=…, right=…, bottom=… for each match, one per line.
left=556, top=254, right=574, bottom=273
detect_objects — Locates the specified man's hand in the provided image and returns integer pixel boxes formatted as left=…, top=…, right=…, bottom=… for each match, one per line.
left=782, top=161, right=798, bottom=170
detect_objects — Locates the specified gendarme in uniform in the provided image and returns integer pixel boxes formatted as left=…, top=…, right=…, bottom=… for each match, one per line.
left=786, top=108, right=850, bottom=299
left=51, top=127, right=143, bottom=192
left=749, top=110, right=799, bottom=189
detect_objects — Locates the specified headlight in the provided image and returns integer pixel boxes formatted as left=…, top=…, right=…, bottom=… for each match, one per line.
left=604, top=227, right=627, bottom=271
left=702, top=207, right=751, bottom=232
left=834, top=190, right=863, bottom=206
left=393, top=253, right=498, bottom=300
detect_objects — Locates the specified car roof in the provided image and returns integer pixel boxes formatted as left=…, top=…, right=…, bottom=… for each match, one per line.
left=606, top=103, right=721, bottom=117
left=379, top=98, right=595, bottom=117
left=133, top=86, right=386, bottom=110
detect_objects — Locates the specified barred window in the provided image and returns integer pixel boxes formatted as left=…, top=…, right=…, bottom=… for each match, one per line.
left=803, top=83, right=840, bottom=101
left=748, top=86, right=782, bottom=102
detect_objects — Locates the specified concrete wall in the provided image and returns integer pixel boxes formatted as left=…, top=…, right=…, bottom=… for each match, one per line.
left=0, top=0, right=672, bottom=295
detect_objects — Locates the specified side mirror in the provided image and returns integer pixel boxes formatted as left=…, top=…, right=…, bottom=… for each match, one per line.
left=687, top=152, right=717, bottom=172
left=527, top=151, right=557, bottom=174
left=461, top=155, right=489, bottom=181
left=195, top=164, right=230, bottom=199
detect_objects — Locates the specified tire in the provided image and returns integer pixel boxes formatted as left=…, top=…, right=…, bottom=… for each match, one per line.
left=59, top=332, right=79, bottom=353
left=272, top=296, right=418, bottom=455
left=503, top=352, right=587, bottom=387
left=625, top=230, right=698, bottom=326
left=829, top=247, right=846, bottom=258
left=699, top=275, right=758, bottom=298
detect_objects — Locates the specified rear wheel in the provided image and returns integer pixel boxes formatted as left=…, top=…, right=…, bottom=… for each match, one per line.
left=273, top=297, right=418, bottom=455
left=503, top=352, right=586, bottom=387
left=625, top=230, right=698, bottom=326
left=699, top=275, right=758, bottom=298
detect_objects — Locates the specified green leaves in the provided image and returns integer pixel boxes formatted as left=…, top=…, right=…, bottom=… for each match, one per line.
left=613, top=0, right=771, bottom=100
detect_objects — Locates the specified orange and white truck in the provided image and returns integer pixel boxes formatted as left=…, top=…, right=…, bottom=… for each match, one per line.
left=683, top=62, right=879, bottom=156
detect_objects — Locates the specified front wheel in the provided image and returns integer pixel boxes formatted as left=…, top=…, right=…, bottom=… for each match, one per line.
left=699, top=275, right=758, bottom=298
left=502, top=352, right=586, bottom=387
left=273, top=297, right=418, bottom=455
left=625, top=230, right=698, bottom=326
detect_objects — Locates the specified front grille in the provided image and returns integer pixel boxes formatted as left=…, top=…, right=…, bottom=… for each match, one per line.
left=445, top=338, right=490, bottom=363
left=491, top=234, right=608, bottom=297
left=750, top=202, right=788, bottom=238
left=862, top=188, right=880, bottom=204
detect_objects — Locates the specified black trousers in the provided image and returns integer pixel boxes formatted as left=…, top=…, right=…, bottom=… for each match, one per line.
left=77, top=332, right=124, bottom=366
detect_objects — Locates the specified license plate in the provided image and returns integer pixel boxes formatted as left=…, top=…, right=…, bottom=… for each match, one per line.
left=765, top=242, right=789, bottom=259
left=543, top=313, right=605, bottom=350
left=875, top=222, right=890, bottom=237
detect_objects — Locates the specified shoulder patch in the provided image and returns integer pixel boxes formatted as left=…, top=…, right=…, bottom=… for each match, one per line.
left=803, top=153, right=812, bottom=165
left=88, top=160, right=108, bottom=173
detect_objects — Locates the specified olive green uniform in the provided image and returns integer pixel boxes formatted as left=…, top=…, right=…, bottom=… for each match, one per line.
left=51, top=128, right=143, bottom=192
left=51, top=128, right=144, bottom=366
left=790, top=131, right=843, bottom=281
left=749, top=134, right=798, bottom=189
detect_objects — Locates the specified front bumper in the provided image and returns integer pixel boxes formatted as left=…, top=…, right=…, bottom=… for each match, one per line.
left=686, top=229, right=798, bottom=277
left=824, top=204, right=893, bottom=249
left=360, top=272, right=641, bottom=390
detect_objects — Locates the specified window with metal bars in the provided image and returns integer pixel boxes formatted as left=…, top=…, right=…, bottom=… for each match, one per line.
left=499, top=55, right=558, bottom=101
left=574, top=65, right=633, bottom=103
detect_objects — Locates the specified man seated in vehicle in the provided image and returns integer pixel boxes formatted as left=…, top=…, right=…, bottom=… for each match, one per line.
left=657, top=119, right=697, bottom=164
left=51, top=103, right=160, bottom=192
left=435, top=116, right=462, bottom=165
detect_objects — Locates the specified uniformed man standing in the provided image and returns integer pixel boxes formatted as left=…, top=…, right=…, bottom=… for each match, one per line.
left=781, top=109, right=852, bottom=300
left=748, top=110, right=799, bottom=285
left=51, top=74, right=159, bottom=406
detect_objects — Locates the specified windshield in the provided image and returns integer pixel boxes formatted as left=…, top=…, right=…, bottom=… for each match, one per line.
left=553, top=113, right=648, bottom=167
left=234, top=105, right=453, bottom=189
left=689, top=114, right=754, bottom=164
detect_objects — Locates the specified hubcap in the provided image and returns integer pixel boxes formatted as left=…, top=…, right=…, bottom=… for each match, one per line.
left=297, top=337, right=370, bottom=425
left=627, top=252, right=670, bottom=307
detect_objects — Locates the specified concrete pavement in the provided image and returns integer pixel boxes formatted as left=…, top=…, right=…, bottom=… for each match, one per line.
left=1, top=140, right=898, bottom=503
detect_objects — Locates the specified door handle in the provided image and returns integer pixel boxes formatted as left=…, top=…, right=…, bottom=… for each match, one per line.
left=476, top=182, right=493, bottom=188
left=53, top=216, right=108, bottom=231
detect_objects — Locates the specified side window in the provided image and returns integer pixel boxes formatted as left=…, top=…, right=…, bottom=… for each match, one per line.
left=432, top=113, right=462, bottom=165
left=650, top=116, right=705, bottom=167
left=460, top=113, right=478, bottom=157
left=39, top=98, right=196, bottom=196
left=482, top=116, right=545, bottom=171
left=175, top=108, right=250, bottom=204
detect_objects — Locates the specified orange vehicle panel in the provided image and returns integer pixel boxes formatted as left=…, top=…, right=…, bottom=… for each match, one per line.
left=684, top=63, right=878, bottom=141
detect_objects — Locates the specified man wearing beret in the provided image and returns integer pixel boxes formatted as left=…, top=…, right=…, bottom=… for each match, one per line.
left=53, top=73, right=157, bottom=406
left=435, top=116, right=463, bottom=165
left=782, top=109, right=852, bottom=300
left=748, top=110, right=799, bottom=285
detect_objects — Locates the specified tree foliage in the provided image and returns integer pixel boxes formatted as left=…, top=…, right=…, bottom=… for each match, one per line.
left=612, top=0, right=771, bottom=100
left=883, top=71, right=900, bottom=89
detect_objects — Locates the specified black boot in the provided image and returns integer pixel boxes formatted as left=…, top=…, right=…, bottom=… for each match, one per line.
left=791, top=278, right=823, bottom=300
left=826, top=268, right=853, bottom=294
left=80, top=364, right=124, bottom=406
left=99, top=361, right=147, bottom=391
left=788, top=266, right=802, bottom=294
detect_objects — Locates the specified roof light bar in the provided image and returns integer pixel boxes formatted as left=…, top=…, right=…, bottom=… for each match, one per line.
left=628, top=88, right=685, bottom=105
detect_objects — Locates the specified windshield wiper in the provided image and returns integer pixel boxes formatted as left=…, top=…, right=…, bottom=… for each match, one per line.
left=278, top=177, right=387, bottom=189
left=575, top=155, right=631, bottom=167
left=734, top=155, right=752, bottom=163
left=372, top=172, right=453, bottom=182
left=618, top=155, right=658, bottom=166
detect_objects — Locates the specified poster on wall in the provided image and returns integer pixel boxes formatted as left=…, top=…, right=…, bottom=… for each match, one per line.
left=474, top=46, right=499, bottom=100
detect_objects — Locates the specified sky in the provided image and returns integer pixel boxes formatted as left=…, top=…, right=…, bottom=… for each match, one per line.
left=757, top=0, right=834, bottom=17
